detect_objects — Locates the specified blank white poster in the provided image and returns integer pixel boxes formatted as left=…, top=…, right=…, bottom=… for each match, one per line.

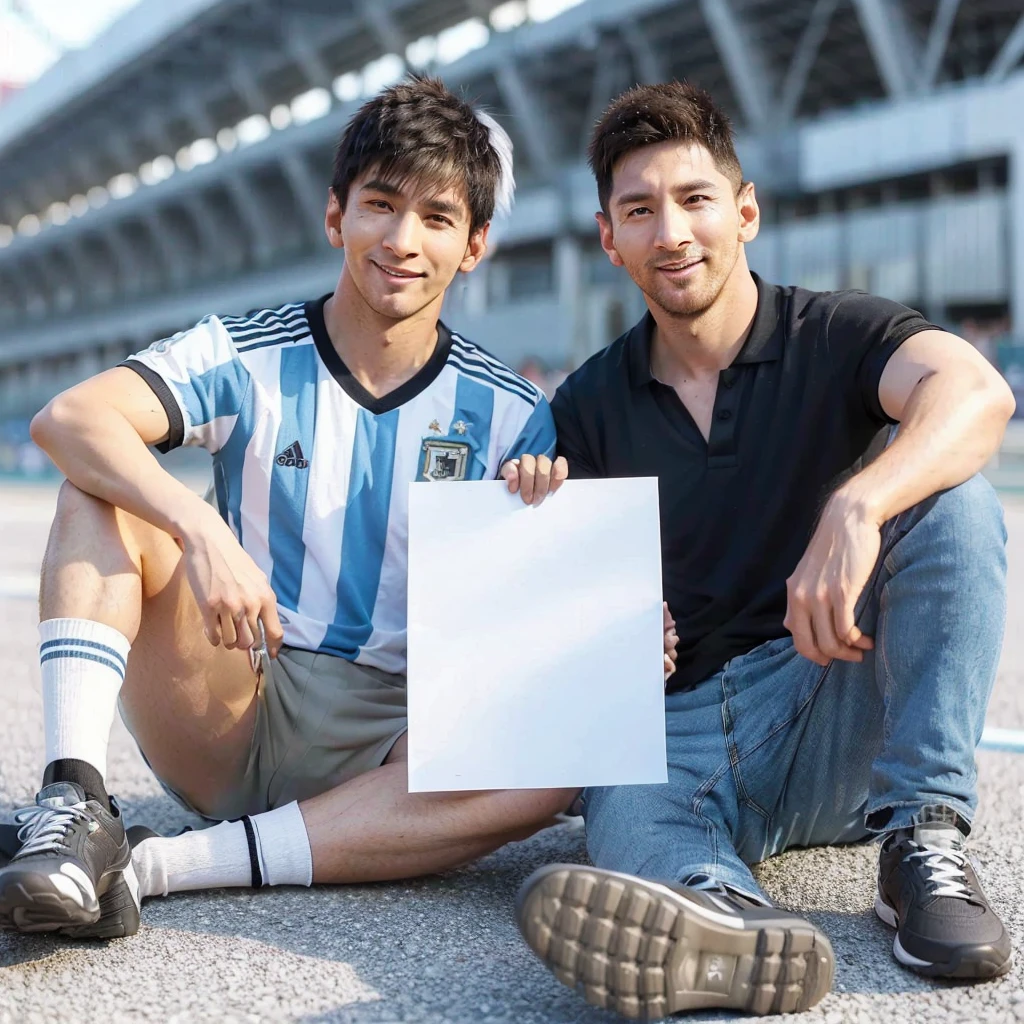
left=407, top=478, right=667, bottom=793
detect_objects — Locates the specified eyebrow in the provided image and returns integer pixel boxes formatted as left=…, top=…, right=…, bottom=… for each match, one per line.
left=360, top=179, right=466, bottom=220
left=613, top=179, right=720, bottom=206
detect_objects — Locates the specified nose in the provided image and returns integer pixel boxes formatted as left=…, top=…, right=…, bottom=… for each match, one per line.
left=383, top=211, right=421, bottom=259
left=653, top=206, right=694, bottom=251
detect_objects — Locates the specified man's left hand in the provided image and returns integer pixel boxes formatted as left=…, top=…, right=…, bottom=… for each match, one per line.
left=501, top=454, right=569, bottom=506
left=784, top=496, right=880, bottom=666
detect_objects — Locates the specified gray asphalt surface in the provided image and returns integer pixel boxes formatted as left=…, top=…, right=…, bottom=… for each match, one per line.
left=0, top=480, right=1022, bottom=1024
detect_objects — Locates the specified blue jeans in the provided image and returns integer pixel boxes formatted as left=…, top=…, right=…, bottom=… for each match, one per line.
left=583, top=474, right=1007, bottom=901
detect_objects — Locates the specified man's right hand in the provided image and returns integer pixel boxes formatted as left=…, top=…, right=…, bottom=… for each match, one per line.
left=178, top=504, right=284, bottom=658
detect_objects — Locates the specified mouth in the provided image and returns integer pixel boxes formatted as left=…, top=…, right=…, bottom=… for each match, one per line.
left=371, top=259, right=426, bottom=281
left=656, top=256, right=705, bottom=275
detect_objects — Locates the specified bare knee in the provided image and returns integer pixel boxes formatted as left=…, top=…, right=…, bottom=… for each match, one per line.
left=41, top=482, right=159, bottom=630
left=499, top=787, right=580, bottom=841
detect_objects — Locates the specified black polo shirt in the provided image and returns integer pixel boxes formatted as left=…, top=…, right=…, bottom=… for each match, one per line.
left=551, top=274, right=936, bottom=692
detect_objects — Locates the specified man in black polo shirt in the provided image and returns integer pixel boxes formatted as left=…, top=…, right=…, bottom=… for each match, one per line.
left=515, top=82, right=1015, bottom=1018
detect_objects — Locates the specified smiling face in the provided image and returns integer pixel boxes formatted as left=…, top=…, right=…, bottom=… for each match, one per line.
left=325, top=170, right=488, bottom=324
left=597, top=141, right=759, bottom=319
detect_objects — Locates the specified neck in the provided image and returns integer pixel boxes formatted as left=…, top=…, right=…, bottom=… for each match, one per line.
left=649, top=260, right=759, bottom=382
left=324, top=268, right=444, bottom=397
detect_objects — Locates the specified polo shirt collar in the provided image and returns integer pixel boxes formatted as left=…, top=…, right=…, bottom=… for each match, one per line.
left=627, top=273, right=783, bottom=388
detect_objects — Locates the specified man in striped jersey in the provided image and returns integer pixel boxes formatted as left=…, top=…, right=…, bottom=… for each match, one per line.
left=0, top=77, right=575, bottom=939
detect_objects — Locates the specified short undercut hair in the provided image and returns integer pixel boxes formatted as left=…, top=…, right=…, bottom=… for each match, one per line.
left=588, top=82, right=743, bottom=214
left=331, top=75, right=513, bottom=233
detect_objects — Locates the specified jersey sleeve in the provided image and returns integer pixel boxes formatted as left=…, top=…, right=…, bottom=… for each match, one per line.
left=496, top=395, right=557, bottom=468
left=550, top=378, right=602, bottom=479
left=827, top=292, right=938, bottom=426
left=121, top=315, right=251, bottom=454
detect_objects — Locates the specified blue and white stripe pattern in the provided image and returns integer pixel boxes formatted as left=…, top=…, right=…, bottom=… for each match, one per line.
left=39, top=637, right=127, bottom=682
left=126, top=300, right=555, bottom=674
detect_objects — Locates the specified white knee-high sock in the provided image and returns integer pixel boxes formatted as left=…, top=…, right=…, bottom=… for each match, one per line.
left=39, top=617, right=131, bottom=780
left=132, top=802, right=314, bottom=898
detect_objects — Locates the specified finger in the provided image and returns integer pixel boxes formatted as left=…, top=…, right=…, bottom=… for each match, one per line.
left=234, top=610, right=257, bottom=651
left=518, top=454, right=537, bottom=505
left=548, top=456, right=569, bottom=495
left=218, top=609, right=240, bottom=650
left=785, top=605, right=824, bottom=667
left=833, top=598, right=872, bottom=651
left=664, top=654, right=676, bottom=680
left=811, top=603, right=848, bottom=664
left=663, top=602, right=672, bottom=630
left=531, top=455, right=553, bottom=505
left=260, top=599, right=285, bottom=659
left=202, top=609, right=222, bottom=648
left=500, top=460, right=520, bottom=494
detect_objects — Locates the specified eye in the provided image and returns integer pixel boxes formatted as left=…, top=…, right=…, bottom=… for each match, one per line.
left=428, top=214, right=455, bottom=227
left=367, top=199, right=392, bottom=211
left=685, top=194, right=712, bottom=205
left=626, top=206, right=652, bottom=218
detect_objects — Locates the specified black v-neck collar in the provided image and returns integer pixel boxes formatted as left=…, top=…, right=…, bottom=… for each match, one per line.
left=305, top=294, right=453, bottom=415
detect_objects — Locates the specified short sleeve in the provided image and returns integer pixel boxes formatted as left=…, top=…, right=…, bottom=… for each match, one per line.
left=827, top=292, right=938, bottom=425
left=551, top=378, right=602, bottom=479
left=121, top=315, right=251, bottom=454
left=497, top=396, right=557, bottom=467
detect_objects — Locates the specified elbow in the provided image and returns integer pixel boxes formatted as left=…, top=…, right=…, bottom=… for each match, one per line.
left=29, top=401, right=56, bottom=453
left=988, top=374, right=1016, bottom=428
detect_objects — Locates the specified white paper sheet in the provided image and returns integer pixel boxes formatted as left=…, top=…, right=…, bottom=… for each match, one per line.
left=407, top=478, right=667, bottom=792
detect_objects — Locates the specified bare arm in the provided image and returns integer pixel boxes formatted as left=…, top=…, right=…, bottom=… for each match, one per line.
left=31, top=366, right=212, bottom=538
left=31, top=367, right=283, bottom=656
left=785, top=330, right=1014, bottom=666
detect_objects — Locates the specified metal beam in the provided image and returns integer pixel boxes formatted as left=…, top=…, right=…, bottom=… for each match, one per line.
left=987, top=14, right=1024, bottom=84
left=919, top=0, right=961, bottom=92
left=620, top=22, right=668, bottom=84
left=279, top=153, right=328, bottom=236
left=224, top=176, right=278, bottom=266
left=779, top=0, right=840, bottom=121
left=494, top=62, right=557, bottom=178
left=852, top=0, right=920, bottom=100
left=699, top=0, right=774, bottom=128
left=286, top=29, right=337, bottom=92
left=579, top=41, right=627, bottom=153
left=356, top=0, right=407, bottom=60
left=229, top=60, right=270, bottom=115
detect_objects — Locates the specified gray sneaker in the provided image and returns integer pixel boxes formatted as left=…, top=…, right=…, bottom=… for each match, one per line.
left=516, top=864, right=834, bottom=1020
left=0, top=782, right=130, bottom=933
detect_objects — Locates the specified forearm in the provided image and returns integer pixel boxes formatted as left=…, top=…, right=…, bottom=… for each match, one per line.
left=31, top=399, right=212, bottom=541
left=833, top=368, right=1014, bottom=527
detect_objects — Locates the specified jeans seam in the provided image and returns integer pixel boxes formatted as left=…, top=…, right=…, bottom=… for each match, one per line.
left=729, top=656, right=835, bottom=820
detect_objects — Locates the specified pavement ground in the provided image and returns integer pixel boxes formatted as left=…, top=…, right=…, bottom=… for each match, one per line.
left=0, top=478, right=1022, bottom=1024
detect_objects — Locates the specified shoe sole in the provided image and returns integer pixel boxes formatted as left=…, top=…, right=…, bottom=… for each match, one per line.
left=0, top=840, right=131, bottom=934
left=516, top=865, right=834, bottom=1019
left=874, top=896, right=1013, bottom=979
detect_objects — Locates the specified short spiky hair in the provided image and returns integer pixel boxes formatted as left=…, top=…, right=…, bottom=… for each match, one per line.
left=588, top=82, right=743, bottom=214
left=331, top=75, right=513, bottom=233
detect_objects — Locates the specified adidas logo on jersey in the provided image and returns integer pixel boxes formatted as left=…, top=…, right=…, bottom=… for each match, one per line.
left=275, top=441, right=309, bottom=469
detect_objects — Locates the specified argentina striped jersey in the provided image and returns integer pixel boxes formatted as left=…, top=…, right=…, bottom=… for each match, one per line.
left=123, top=295, right=554, bottom=674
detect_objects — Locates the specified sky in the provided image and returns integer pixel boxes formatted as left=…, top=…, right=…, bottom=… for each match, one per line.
left=0, top=0, right=583, bottom=87
left=0, top=0, right=140, bottom=84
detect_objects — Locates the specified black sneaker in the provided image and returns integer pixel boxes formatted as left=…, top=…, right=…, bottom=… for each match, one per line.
left=0, top=782, right=131, bottom=933
left=0, top=822, right=158, bottom=940
left=516, top=864, right=834, bottom=1019
left=875, top=805, right=1013, bottom=979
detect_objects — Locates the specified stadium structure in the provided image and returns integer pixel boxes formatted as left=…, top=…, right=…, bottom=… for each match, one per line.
left=0, top=0, right=1022, bottom=425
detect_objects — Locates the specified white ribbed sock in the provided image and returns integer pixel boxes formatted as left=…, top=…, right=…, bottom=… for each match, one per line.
left=133, top=802, right=314, bottom=899
left=39, top=617, right=131, bottom=778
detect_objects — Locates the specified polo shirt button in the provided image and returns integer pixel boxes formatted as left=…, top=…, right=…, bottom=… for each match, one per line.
left=717, top=409, right=732, bottom=421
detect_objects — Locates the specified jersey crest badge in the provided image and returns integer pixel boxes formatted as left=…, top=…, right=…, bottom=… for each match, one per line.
left=421, top=439, right=469, bottom=481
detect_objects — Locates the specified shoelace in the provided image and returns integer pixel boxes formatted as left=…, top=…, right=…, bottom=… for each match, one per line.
left=12, top=803, right=87, bottom=858
left=904, top=841, right=973, bottom=900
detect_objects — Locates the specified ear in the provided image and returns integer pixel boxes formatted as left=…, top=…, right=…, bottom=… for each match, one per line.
left=737, top=182, right=760, bottom=244
left=325, top=189, right=344, bottom=250
left=596, top=212, right=625, bottom=268
left=459, top=222, right=490, bottom=273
